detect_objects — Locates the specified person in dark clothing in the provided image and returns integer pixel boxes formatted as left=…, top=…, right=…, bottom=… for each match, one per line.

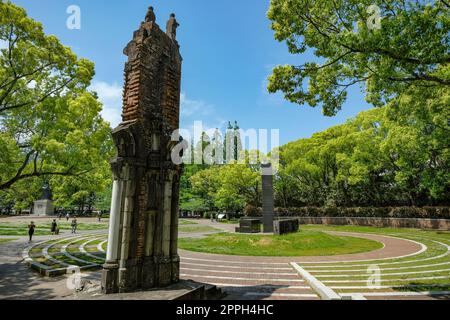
left=71, top=217, right=78, bottom=234
left=28, top=222, right=36, bottom=242
left=51, top=219, right=57, bottom=235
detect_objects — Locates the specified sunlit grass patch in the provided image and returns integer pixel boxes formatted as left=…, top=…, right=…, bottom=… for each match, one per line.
left=179, top=230, right=383, bottom=256
left=0, top=221, right=108, bottom=236
left=179, top=219, right=198, bottom=225
left=0, top=238, right=18, bottom=244
left=178, top=225, right=219, bottom=233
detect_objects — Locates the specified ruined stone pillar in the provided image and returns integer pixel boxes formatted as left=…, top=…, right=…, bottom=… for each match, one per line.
left=102, top=8, right=183, bottom=294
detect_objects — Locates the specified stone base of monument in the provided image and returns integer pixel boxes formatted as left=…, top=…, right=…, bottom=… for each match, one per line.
left=73, top=279, right=224, bottom=300
left=32, top=199, right=54, bottom=216
left=273, top=219, right=299, bottom=235
left=235, top=218, right=262, bottom=233
left=235, top=217, right=300, bottom=235
left=101, top=257, right=181, bottom=294
left=101, top=262, right=119, bottom=294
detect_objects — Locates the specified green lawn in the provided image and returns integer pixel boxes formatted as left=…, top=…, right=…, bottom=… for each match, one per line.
left=178, top=225, right=219, bottom=233
left=0, top=238, right=18, bottom=244
left=0, top=221, right=108, bottom=236
left=300, top=224, right=450, bottom=239
left=219, top=219, right=240, bottom=224
left=179, top=219, right=198, bottom=225
left=0, top=227, right=50, bottom=236
left=179, top=230, right=383, bottom=256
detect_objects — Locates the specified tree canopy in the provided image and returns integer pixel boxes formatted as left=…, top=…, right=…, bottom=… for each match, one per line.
left=0, top=2, right=114, bottom=211
left=279, top=89, right=449, bottom=207
left=261, top=0, right=450, bottom=208
left=267, top=0, right=450, bottom=115
left=190, top=163, right=261, bottom=213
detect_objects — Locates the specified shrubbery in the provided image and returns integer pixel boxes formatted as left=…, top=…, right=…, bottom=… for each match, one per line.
left=244, top=205, right=262, bottom=217
left=273, top=207, right=450, bottom=219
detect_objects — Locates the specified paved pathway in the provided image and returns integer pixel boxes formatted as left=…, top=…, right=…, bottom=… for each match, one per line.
left=180, top=250, right=319, bottom=300
left=0, top=230, right=102, bottom=300
left=177, top=220, right=433, bottom=300
left=0, top=218, right=447, bottom=300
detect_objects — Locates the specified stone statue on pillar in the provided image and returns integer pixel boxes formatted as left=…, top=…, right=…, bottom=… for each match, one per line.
left=33, top=182, right=54, bottom=216
left=102, top=7, right=183, bottom=294
left=166, top=13, right=179, bottom=40
left=41, top=182, right=52, bottom=200
left=145, top=6, right=156, bottom=23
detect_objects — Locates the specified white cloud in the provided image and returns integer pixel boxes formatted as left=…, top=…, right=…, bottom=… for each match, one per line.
left=179, top=93, right=227, bottom=135
left=180, top=93, right=214, bottom=117
left=90, top=81, right=123, bottom=128
left=90, top=84, right=225, bottom=132
left=258, top=76, right=286, bottom=108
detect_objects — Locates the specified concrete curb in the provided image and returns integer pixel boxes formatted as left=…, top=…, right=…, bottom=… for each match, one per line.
left=290, top=262, right=342, bottom=300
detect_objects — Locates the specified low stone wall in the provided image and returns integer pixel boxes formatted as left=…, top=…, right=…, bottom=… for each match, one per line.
left=274, top=219, right=299, bottom=235
left=294, top=217, right=450, bottom=230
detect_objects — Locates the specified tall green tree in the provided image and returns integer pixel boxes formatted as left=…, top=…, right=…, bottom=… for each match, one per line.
left=190, top=161, right=262, bottom=213
left=267, top=0, right=449, bottom=115
left=0, top=2, right=114, bottom=209
left=277, top=98, right=449, bottom=207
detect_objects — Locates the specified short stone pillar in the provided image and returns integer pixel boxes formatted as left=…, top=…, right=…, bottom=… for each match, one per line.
left=33, top=199, right=54, bottom=216
left=261, top=164, right=275, bottom=233
left=101, top=8, right=183, bottom=294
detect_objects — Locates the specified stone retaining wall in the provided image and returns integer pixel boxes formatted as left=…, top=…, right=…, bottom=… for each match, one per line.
left=294, top=217, right=450, bottom=230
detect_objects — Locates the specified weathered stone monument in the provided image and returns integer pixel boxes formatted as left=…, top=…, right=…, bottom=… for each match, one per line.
left=102, top=7, right=183, bottom=294
left=235, top=164, right=275, bottom=234
left=261, top=163, right=275, bottom=233
left=33, top=182, right=54, bottom=216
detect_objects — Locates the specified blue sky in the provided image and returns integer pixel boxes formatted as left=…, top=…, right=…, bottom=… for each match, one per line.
left=12, top=0, right=372, bottom=146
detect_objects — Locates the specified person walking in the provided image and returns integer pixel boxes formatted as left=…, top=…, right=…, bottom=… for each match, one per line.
left=51, top=219, right=58, bottom=235
left=71, top=217, right=78, bottom=234
left=28, top=222, right=36, bottom=242
left=66, top=213, right=70, bottom=222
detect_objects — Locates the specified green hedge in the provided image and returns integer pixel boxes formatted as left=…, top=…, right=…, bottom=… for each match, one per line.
left=274, top=207, right=450, bottom=219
